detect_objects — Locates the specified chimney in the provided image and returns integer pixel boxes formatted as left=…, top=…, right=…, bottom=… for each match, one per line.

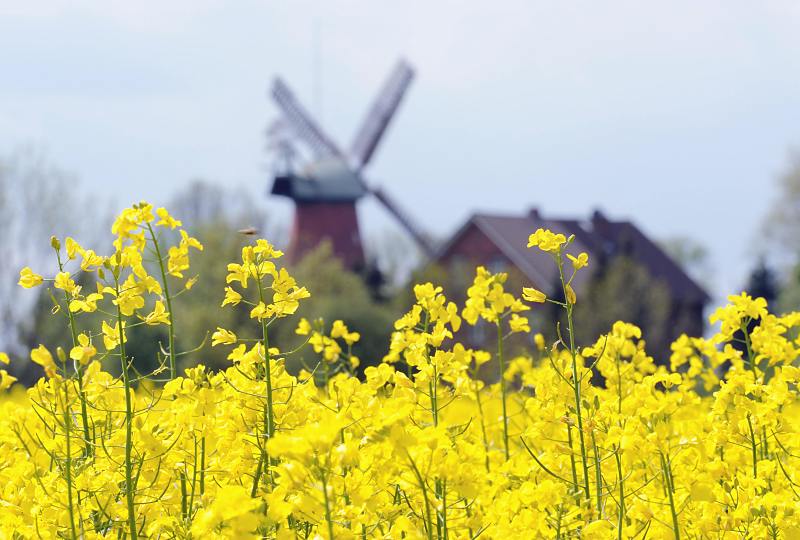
left=590, top=208, right=616, bottom=258
left=590, top=208, right=608, bottom=230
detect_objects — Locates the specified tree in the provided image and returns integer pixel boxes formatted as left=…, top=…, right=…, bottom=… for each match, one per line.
left=746, top=258, right=779, bottom=306
left=363, top=228, right=428, bottom=294
left=0, top=148, right=107, bottom=365
left=761, top=151, right=800, bottom=310
left=272, top=243, right=398, bottom=374
left=168, top=179, right=280, bottom=239
left=658, top=236, right=712, bottom=291
left=571, top=256, right=672, bottom=360
left=126, top=180, right=276, bottom=374
left=764, top=151, right=800, bottom=258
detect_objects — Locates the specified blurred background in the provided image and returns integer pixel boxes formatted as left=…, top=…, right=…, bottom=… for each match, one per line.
left=2, top=1, right=799, bottom=381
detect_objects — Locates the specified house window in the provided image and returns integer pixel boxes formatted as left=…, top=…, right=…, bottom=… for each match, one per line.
left=488, top=256, right=507, bottom=274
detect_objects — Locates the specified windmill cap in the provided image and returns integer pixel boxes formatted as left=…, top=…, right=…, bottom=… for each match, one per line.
left=271, top=157, right=367, bottom=202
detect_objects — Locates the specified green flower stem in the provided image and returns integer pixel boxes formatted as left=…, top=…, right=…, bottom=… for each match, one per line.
left=740, top=320, right=760, bottom=479
left=496, top=321, right=510, bottom=460
left=590, top=428, right=602, bottom=515
left=200, top=435, right=206, bottom=497
left=60, top=355, right=78, bottom=540
left=659, top=451, right=680, bottom=540
left=146, top=223, right=177, bottom=379
left=320, top=466, right=336, bottom=540
left=742, top=321, right=757, bottom=373
left=614, top=449, right=625, bottom=540
left=254, top=271, right=276, bottom=495
left=430, top=366, right=439, bottom=427
left=557, top=252, right=591, bottom=502
left=438, top=479, right=449, bottom=540
left=407, top=452, right=434, bottom=540
left=747, top=414, right=758, bottom=479
left=55, top=249, right=92, bottom=457
left=115, top=276, right=138, bottom=540
left=567, top=423, right=581, bottom=506
left=180, top=471, right=188, bottom=520
left=473, top=379, right=491, bottom=472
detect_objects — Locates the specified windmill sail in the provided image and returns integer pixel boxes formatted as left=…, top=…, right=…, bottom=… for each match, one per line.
left=349, top=60, right=415, bottom=171
left=371, top=186, right=435, bottom=257
left=268, top=59, right=434, bottom=267
left=271, top=78, right=343, bottom=159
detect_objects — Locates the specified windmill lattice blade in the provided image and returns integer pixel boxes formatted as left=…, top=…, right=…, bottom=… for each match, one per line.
left=371, top=186, right=435, bottom=258
left=271, top=78, right=343, bottom=158
left=349, top=60, right=415, bottom=170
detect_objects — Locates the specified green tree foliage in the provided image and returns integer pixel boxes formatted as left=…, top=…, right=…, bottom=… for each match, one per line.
left=15, top=180, right=404, bottom=383
left=271, top=243, right=398, bottom=374
left=13, top=181, right=267, bottom=380
left=765, top=151, right=800, bottom=256
left=747, top=257, right=779, bottom=306
left=658, top=236, right=712, bottom=291
left=130, top=180, right=270, bottom=374
left=0, top=149, right=107, bottom=359
left=762, top=151, right=800, bottom=310
left=571, top=256, right=672, bottom=359
left=17, top=272, right=106, bottom=385
left=167, top=222, right=253, bottom=373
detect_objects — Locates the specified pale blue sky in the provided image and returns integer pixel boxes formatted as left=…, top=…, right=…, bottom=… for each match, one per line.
left=2, top=1, right=799, bottom=299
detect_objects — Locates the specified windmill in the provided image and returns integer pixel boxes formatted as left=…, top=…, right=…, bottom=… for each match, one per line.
left=267, top=59, right=435, bottom=270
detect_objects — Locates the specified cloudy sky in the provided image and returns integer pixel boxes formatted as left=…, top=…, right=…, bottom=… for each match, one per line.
left=2, top=1, right=799, bottom=298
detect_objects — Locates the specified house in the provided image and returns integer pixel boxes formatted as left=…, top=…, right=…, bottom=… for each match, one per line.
left=435, top=208, right=710, bottom=355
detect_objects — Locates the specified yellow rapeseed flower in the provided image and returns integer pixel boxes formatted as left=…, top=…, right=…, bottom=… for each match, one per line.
left=221, top=286, right=242, bottom=307
left=567, top=251, right=589, bottom=270
left=155, top=207, right=182, bottom=229
left=527, top=228, right=567, bottom=253
left=30, top=345, right=58, bottom=378
left=565, top=283, right=577, bottom=304
left=142, top=301, right=170, bottom=325
left=522, top=287, right=546, bottom=303
left=18, top=267, right=43, bottom=288
left=69, top=334, right=97, bottom=365
left=0, top=370, right=16, bottom=391
left=211, top=327, right=237, bottom=346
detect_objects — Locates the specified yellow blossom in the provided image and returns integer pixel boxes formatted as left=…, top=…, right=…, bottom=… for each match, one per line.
left=30, top=345, right=58, bottom=378
left=69, top=292, right=103, bottom=313
left=69, top=334, right=97, bottom=365
left=142, top=301, right=170, bottom=325
left=331, top=320, right=360, bottom=345
left=0, top=370, right=16, bottom=390
left=522, top=287, right=546, bottom=303
left=5, top=202, right=800, bottom=540
left=250, top=301, right=268, bottom=320
left=65, top=237, right=82, bottom=259
left=18, top=267, right=43, bottom=288
left=567, top=251, right=589, bottom=270
left=211, top=327, right=237, bottom=346
left=565, top=284, right=577, bottom=304
left=295, top=318, right=312, bottom=336
left=527, top=228, right=567, bottom=253
left=54, top=271, right=80, bottom=296
left=509, top=314, right=531, bottom=333
left=102, top=320, right=127, bottom=350
left=221, top=286, right=242, bottom=307
left=155, top=207, right=182, bottom=229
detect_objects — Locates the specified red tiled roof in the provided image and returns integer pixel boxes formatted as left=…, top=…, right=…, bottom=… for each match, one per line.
left=438, top=209, right=709, bottom=303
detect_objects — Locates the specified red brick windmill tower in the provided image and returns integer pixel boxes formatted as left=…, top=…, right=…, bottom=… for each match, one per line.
left=268, top=59, right=434, bottom=270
